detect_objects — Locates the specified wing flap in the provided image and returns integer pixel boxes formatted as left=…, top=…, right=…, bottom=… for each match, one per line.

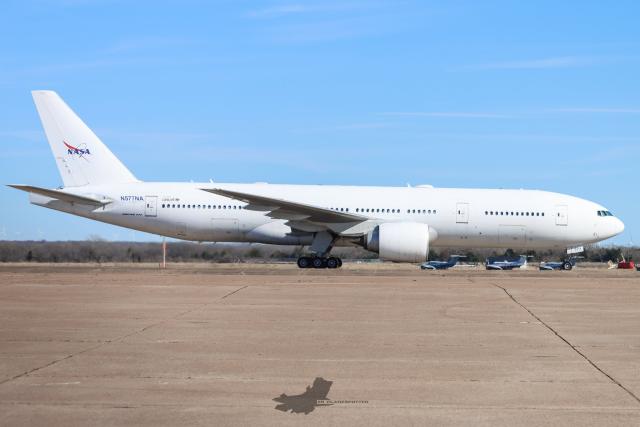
left=268, top=209, right=310, bottom=221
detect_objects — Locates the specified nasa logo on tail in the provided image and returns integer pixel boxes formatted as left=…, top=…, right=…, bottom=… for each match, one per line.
left=63, top=140, right=91, bottom=160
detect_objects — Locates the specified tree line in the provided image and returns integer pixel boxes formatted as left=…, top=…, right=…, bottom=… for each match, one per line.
left=0, top=240, right=636, bottom=264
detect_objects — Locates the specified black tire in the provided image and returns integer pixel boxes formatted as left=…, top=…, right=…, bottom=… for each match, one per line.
left=297, top=257, right=311, bottom=269
left=326, top=257, right=339, bottom=269
left=312, top=257, right=326, bottom=269
left=337, top=258, right=342, bottom=268
left=562, top=261, right=572, bottom=271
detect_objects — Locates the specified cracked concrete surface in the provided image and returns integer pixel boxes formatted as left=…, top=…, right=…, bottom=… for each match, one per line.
left=0, top=263, right=639, bottom=426
left=492, top=282, right=640, bottom=405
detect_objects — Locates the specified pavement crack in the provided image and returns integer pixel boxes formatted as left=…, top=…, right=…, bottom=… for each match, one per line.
left=221, top=285, right=248, bottom=299
left=0, top=343, right=104, bottom=387
left=492, top=282, right=640, bottom=405
left=0, top=284, right=250, bottom=388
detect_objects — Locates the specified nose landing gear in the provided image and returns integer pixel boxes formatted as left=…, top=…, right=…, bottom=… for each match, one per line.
left=297, top=256, right=342, bottom=269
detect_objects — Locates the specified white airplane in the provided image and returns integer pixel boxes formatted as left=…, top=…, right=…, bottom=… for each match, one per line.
left=9, top=91, right=625, bottom=268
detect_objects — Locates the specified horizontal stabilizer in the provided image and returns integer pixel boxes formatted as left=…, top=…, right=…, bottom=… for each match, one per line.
left=8, top=184, right=111, bottom=206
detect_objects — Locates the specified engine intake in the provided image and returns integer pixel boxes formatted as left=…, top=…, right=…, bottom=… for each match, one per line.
left=365, top=222, right=433, bottom=263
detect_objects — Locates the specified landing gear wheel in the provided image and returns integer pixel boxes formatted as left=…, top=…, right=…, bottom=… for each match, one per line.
left=312, top=257, right=326, bottom=269
left=562, top=261, right=573, bottom=271
left=297, top=256, right=311, bottom=269
left=326, top=257, right=339, bottom=269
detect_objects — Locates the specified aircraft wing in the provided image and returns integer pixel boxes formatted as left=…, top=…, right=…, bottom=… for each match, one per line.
left=201, top=188, right=367, bottom=225
left=8, top=184, right=111, bottom=207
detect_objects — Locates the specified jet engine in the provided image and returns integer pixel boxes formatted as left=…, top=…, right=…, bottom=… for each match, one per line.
left=364, top=222, right=434, bottom=262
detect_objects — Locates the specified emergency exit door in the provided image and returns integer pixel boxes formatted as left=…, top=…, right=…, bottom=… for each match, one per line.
left=456, top=203, right=469, bottom=223
left=145, top=196, right=157, bottom=217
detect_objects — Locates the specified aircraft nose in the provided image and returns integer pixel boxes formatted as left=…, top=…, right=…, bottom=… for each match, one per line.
left=613, top=218, right=625, bottom=236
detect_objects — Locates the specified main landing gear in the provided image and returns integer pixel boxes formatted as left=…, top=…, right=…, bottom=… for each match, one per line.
left=297, top=256, right=343, bottom=269
left=297, top=231, right=342, bottom=268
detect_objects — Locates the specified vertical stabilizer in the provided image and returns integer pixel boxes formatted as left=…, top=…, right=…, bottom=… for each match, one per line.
left=31, top=90, right=138, bottom=187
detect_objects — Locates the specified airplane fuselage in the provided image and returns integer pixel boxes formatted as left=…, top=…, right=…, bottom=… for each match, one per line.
left=30, top=182, right=624, bottom=250
left=15, top=91, right=625, bottom=265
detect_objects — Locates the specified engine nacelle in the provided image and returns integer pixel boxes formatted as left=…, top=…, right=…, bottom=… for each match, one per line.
left=365, top=222, right=433, bottom=263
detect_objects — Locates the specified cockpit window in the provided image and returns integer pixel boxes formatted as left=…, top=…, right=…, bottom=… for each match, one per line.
left=598, top=210, right=614, bottom=217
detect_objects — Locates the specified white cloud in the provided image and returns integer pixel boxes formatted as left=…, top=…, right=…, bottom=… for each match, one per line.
left=104, top=36, right=194, bottom=54
left=379, top=112, right=512, bottom=119
left=549, top=107, right=640, bottom=114
left=247, top=2, right=369, bottom=19
left=465, top=56, right=598, bottom=70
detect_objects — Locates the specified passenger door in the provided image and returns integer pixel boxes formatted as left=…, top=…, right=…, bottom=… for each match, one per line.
left=145, top=196, right=157, bottom=217
left=456, top=202, right=469, bottom=224
left=555, top=205, right=568, bottom=226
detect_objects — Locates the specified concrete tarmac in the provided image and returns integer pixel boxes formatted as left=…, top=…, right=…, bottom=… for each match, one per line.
left=0, top=263, right=639, bottom=426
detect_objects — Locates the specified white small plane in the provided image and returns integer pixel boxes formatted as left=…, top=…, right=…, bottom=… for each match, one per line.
left=9, top=91, right=625, bottom=268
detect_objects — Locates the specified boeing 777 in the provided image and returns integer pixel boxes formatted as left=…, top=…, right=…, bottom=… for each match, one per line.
left=9, top=91, right=625, bottom=268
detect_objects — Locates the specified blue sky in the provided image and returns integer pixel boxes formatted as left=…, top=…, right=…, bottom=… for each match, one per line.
left=1, top=0, right=638, bottom=244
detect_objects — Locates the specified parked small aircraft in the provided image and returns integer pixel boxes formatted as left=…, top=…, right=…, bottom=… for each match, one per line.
left=539, top=256, right=580, bottom=271
left=485, top=255, right=528, bottom=270
left=420, top=255, right=466, bottom=270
